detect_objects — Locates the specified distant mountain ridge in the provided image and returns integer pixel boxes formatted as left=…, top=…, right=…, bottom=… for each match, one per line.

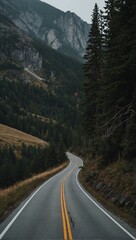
left=0, top=0, right=90, bottom=60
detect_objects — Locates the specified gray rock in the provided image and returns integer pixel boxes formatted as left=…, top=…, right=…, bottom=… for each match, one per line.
left=0, top=0, right=90, bottom=59
left=0, top=15, right=42, bottom=69
left=118, top=196, right=128, bottom=207
left=96, top=182, right=104, bottom=191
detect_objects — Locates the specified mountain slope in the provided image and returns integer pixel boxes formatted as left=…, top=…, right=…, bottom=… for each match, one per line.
left=0, top=124, right=48, bottom=148
left=0, top=0, right=90, bottom=60
left=0, top=13, right=42, bottom=69
left=0, top=10, right=83, bottom=150
left=0, top=0, right=85, bottom=161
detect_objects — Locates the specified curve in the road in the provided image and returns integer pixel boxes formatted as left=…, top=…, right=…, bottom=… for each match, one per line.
left=76, top=170, right=136, bottom=240
left=0, top=161, right=71, bottom=240
left=0, top=152, right=136, bottom=240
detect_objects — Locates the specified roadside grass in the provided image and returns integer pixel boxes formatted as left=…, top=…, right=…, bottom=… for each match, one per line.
left=0, top=162, right=67, bottom=222
left=79, top=157, right=136, bottom=227
left=0, top=124, right=48, bottom=148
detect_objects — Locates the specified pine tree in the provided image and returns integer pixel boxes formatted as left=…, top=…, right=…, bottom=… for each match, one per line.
left=97, top=0, right=136, bottom=161
left=82, top=0, right=136, bottom=163
left=95, top=0, right=123, bottom=160
left=83, top=3, right=102, bottom=141
left=119, top=0, right=136, bottom=160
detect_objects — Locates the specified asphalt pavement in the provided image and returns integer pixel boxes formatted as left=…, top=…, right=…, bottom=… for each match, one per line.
left=0, top=152, right=136, bottom=240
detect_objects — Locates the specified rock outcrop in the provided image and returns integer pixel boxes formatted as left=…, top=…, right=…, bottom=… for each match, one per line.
left=0, top=14, right=42, bottom=68
left=0, top=0, right=90, bottom=60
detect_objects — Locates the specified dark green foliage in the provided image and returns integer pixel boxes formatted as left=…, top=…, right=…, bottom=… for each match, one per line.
left=82, top=0, right=136, bottom=164
left=33, top=38, right=83, bottom=83
left=83, top=3, right=102, bottom=139
left=0, top=144, right=66, bottom=189
left=0, top=79, right=82, bottom=149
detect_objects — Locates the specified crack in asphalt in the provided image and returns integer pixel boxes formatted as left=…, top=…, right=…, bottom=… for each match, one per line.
left=68, top=211, right=75, bottom=229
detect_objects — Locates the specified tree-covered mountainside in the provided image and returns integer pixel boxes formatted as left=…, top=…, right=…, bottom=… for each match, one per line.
left=0, top=3, right=86, bottom=189
left=83, top=0, right=136, bottom=163
left=0, top=16, right=83, bottom=149
left=0, top=79, right=82, bottom=148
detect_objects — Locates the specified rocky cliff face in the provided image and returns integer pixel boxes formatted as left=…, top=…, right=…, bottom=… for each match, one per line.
left=54, top=11, right=90, bottom=56
left=0, top=14, right=42, bottom=68
left=0, top=0, right=90, bottom=59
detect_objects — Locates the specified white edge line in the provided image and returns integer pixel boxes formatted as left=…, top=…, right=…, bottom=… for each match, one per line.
left=76, top=168, right=136, bottom=240
left=0, top=160, right=71, bottom=239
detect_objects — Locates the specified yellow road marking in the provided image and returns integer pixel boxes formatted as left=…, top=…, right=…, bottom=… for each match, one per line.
left=61, top=184, right=68, bottom=240
left=63, top=163, right=77, bottom=182
left=61, top=163, right=77, bottom=239
left=62, top=184, right=73, bottom=240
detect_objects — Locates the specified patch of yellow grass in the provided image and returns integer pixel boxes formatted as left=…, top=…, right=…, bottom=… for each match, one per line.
left=0, top=124, right=48, bottom=148
left=0, top=162, right=67, bottom=221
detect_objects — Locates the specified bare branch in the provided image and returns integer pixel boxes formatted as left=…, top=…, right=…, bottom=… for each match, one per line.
left=100, top=102, right=136, bottom=138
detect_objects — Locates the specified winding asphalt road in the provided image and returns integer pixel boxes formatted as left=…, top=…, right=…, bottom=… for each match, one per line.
left=0, top=152, right=136, bottom=240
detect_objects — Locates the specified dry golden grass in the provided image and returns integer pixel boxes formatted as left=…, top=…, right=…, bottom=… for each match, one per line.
left=0, top=124, right=48, bottom=148
left=0, top=162, right=67, bottom=221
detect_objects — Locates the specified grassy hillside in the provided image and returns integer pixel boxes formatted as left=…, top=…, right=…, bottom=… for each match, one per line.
left=0, top=124, right=66, bottom=189
left=0, top=124, right=48, bottom=148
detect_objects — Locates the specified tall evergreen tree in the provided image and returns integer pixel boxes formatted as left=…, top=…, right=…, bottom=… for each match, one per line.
left=83, top=3, right=102, bottom=141
left=119, top=0, right=136, bottom=159
left=83, top=0, right=136, bottom=162
left=95, top=0, right=124, bottom=161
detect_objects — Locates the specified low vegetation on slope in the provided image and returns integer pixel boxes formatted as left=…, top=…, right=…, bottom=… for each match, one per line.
left=79, top=153, right=136, bottom=227
left=0, top=124, right=48, bottom=148
left=0, top=162, right=67, bottom=222
left=0, top=124, right=66, bottom=189
left=0, top=79, right=83, bottom=149
left=0, top=10, right=84, bottom=151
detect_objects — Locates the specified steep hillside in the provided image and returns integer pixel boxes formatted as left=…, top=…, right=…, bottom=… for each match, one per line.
left=0, top=77, right=82, bottom=149
left=79, top=153, right=136, bottom=226
left=0, top=18, right=83, bottom=145
left=0, top=124, right=65, bottom=189
left=0, top=0, right=90, bottom=60
left=0, top=6, right=84, bottom=152
left=0, top=124, right=48, bottom=148
left=0, top=13, right=42, bottom=69
left=0, top=12, right=84, bottom=87
left=0, top=0, right=85, bottom=191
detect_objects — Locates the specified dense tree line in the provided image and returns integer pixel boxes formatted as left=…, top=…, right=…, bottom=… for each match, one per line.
left=83, top=0, right=136, bottom=163
left=0, top=144, right=66, bottom=189
left=0, top=75, right=82, bottom=189
left=0, top=79, right=83, bottom=149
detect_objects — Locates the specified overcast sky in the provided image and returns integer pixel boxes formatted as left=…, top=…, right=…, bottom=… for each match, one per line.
left=40, top=0, right=105, bottom=23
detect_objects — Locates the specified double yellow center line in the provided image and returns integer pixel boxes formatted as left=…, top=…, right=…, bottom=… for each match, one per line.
left=60, top=183, right=73, bottom=240
left=60, top=164, right=77, bottom=240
